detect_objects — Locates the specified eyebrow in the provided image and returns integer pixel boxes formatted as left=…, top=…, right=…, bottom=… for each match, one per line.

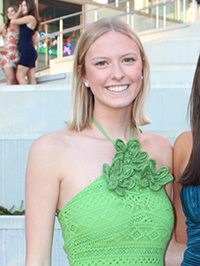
left=91, top=56, right=108, bottom=62
left=91, top=52, right=139, bottom=61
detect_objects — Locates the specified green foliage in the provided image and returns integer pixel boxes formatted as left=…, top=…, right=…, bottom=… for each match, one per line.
left=0, top=201, right=25, bottom=215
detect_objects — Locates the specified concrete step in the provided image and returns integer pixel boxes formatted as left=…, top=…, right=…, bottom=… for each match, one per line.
left=0, top=82, right=71, bottom=135
left=36, top=72, right=67, bottom=84
left=143, top=38, right=200, bottom=64
left=150, top=64, right=196, bottom=84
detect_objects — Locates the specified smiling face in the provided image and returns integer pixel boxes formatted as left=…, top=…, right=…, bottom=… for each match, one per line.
left=21, top=1, right=28, bottom=15
left=7, top=7, right=16, bottom=20
left=83, top=31, right=143, bottom=112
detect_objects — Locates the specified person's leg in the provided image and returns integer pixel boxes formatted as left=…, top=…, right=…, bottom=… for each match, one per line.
left=14, top=68, right=19, bottom=84
left=3, top=67, right=18, bottom=85
left=16, top=65, right=29, bottom=85
left=27, top=67, right=36, bottom=84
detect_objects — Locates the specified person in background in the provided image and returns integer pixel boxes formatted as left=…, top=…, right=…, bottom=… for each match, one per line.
left=11, top=0, right=40, bottom=84
left=0, top=5, right=19, bottom=85
left=25, top=17, right=183, bottom=266
left=173, top=54, right=200, bottom=265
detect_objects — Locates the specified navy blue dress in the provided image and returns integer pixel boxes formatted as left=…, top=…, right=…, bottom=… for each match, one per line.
left=18, top=24, right=37, bottom=68
left=180, top=185, right=200, bottom=265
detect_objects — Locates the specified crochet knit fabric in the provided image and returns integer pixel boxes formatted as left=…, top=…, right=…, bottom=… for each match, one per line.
left=58, top=137, right=174, bottom=266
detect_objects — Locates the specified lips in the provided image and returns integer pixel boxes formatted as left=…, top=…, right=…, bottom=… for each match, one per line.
left=106, top=85, right=129, bottom=92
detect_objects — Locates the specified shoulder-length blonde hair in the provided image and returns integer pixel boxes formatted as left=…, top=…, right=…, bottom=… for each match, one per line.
left=68, top=17, right=151, bottom=131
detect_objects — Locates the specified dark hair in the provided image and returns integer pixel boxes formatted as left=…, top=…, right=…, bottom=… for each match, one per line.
left=23, top=0, right=40, bottom=31
left=5, top=5, right=18, bottom=30
left=179, top=54, right=200, bottom=186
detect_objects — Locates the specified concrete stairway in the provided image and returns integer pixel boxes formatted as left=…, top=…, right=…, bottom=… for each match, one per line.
left=139, top=21, right=200, bottom=138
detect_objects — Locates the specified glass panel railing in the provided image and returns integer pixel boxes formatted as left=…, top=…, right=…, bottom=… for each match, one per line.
left=37, top=25, right=83, bottom=69
left=37, top=36, right=58, bottom=69
left=0, top=0, right=197, bottom=83
left=123, top=0, right=189, bottom=32
left=62, top=30, right=81, bottom=57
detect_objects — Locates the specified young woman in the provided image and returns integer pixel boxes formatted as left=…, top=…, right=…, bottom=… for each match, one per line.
left=25, top=18, right=181, bottom=266
left=173, top=54, right=200, bottom=265
left=11, top=0, right=40, bottom=84
left=0, top=5, right=19, bottom=85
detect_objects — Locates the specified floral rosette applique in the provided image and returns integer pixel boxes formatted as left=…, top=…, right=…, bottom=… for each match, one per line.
left=102, top=138, right=173, bottom=196
left=139, top=158, right=173, bottom=191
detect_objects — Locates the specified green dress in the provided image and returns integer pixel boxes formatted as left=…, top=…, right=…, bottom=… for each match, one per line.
left=58, top=120, right=174, bottom=266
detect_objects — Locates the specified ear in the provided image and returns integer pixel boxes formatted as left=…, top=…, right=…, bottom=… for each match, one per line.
left=78, top=64, right=88, bottom=84
left=142, top=57, right=146, bottom=70
left=77, top=64, right=81, bottom=75
left=140, top=57, right=145, bottom=77
left=82, top=77, right=89, bottom=85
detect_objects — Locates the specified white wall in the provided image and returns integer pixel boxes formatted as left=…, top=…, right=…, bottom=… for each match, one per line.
left=0, top=217, right=69, bottom=266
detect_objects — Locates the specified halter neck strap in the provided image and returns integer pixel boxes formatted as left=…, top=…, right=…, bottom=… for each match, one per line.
left=92, top=117, right=133, bottom=145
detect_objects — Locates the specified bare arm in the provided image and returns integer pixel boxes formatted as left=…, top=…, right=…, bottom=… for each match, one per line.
left=12, top=4, right=22, bottom=19
left=0, top=23, right=5, bottom=35
left=150, top=135, right=186, bottom=265
left=173, top=131, right=192, bottom=242
left=11, top=14, right=36, bottom=30
left=165, top=131, right=192, bottom=265
left=25, top=135, right=62, bottom=266
left=165, top=234, right=186, bottom=266
left=0, top=24, right=7, bottom=53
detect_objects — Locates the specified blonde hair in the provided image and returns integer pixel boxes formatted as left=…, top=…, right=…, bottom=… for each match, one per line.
left=68, top=17, right=151, bottom=130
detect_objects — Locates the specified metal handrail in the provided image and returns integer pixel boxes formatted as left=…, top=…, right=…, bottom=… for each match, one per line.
left=38, top=0, right=184, bottom=42
left=40, top=0, right=128, bottom=26
left=0, top=0, right=198, bottom=79
left=35, top=0, right=195, bottom=71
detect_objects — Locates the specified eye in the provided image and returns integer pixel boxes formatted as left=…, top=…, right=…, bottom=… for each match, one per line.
left=95, top=61, right=107, bottom=66
left=123, top=57, right=135, bottom=63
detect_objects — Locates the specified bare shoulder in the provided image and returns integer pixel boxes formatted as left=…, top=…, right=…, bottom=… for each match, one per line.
left=28, top=128, right=74, bottom=171
left=173, top=131, right=192, bottom=180
left=26, top=14, right=36, bottom=20
left=174, top=131, right=192, bottom=153
left=26, top=128, right=74, bottom=185
left=139, top=130, right=172, bottom=170
left=28, top=15, right=37, bottom=23
left=173, top=131, right=192, bottom=164
left=141, top=130, right=172, bottom=152
left=29, top=128, right=70, bottom=156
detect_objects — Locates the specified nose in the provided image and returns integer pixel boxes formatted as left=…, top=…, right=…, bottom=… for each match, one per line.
left=110, top=63, right=125, bottom=81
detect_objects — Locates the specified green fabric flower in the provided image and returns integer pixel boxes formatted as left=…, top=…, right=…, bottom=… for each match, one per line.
left=103, top=138, right=173, bottom=196
left=139, top=159, right=173, bottom=191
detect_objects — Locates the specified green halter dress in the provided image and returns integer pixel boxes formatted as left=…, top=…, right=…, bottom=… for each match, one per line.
left=58, top=119, right=174, bottom=266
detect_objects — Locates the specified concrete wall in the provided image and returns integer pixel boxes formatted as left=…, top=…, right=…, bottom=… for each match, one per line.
left=0, top=217, right=69, bottom=266
left=0, top=83, right=72, bottom=266
left=0, top=82, right=71, bottom=210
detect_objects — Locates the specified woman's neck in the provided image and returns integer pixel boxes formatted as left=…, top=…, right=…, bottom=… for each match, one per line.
left=92, top=107, right=133, bottom=142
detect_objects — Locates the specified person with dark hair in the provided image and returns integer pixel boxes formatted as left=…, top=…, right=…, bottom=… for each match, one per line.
left=11, top=0, right=40, bottom=84
left=173, top=54, right=200, bottom=265
left=0, top=5, right=19, bottom=85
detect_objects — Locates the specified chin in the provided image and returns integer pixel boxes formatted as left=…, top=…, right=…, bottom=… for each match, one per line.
left=110, top=101, right=133, bottom=110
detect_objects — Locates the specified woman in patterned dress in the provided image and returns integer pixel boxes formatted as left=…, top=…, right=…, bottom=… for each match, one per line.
left=0, top=5, right=20, bottom=85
